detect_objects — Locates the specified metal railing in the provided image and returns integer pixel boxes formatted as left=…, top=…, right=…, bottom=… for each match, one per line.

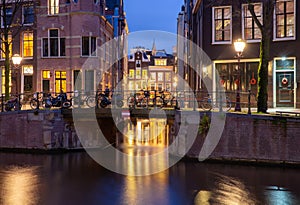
left=0, top=89, right=258, bottom=113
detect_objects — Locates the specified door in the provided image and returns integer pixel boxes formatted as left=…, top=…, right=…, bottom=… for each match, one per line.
left=276, top=72, right=294, bottom=107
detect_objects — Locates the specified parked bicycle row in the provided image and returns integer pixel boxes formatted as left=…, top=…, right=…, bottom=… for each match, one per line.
left=0, top=90, right=257, bottom=112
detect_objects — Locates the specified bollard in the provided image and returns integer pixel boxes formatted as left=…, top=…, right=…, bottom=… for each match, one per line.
left=219, top=93, right=223, bottom=112
left=248, top=89, right=251, bottom=115
left=1, top=93, right=3, bottom=112
left=95, top=91, right=99, bottom=109
left=36, top=92, right=40, bottom=110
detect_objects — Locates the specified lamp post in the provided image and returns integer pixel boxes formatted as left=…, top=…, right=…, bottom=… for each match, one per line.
left=233, top=39, right=246, bottom=112
left=11, top=54, right=22, bottom=95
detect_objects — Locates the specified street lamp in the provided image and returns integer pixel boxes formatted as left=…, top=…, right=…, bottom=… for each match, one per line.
left=233, top=39, right=246, bottom=112
left=11, top=54, right=22, bottom=94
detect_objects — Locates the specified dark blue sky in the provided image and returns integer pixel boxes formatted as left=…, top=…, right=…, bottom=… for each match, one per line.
left=124, top=0, right=183, bottom=53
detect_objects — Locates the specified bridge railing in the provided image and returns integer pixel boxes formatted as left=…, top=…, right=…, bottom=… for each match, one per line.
left=0, top=89, right=258, bottom=112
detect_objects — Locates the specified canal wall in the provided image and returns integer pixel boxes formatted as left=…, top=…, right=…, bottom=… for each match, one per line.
left=176, top=112, right=300, bottom=165
left=1, top=109, right=300, bottom=165
left=0, top=109, right=118, bottom=151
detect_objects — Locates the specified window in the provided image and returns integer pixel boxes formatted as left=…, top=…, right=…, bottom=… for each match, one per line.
left=82, top=36, right=96, bottom=56
left=136, top=69, right=141, bottom=79
left=23, top=31, right=33, bottom=57
left=23, top=5, right=34, bottom=25
left=142, top=70, right=148, bottom=79
left=212, top=6, right=232, bottom=44
left=55, top=71, right=66, bottom=93
left=157, top=72, right=163, bottom=81
left=1, top=34, right=12, bottom=59
left=48, top=0, right=59, bottom=15
left=136, top=60, right=141, bottom=68
left=154, top=59, right=167, bottom=66
left=42, top=29, right=65, bottom=57
left=85, top=70, right=94, bottom=92
left=1, top=7, right=12, bottom=27
left=42, top=70, right=51, bottom=79
left=23, top=65, right=33, bottom=75
left=275, top=0, right=295, bottom=40
left=129, top=69, right=135, bottom=79
left=242, top=3, right=262, bottom=41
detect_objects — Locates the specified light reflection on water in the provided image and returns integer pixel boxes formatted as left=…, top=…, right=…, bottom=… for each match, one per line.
left=0, top=153, right=299, bottom=205
left=0, top=166, right=40, bottom=205
left=194, top=174, right=257, bottom=205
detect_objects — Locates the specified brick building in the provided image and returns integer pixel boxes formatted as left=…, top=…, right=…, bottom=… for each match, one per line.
left=0, top=0, right=120, bottom=98
left=179, top=0, right=300, bottom=108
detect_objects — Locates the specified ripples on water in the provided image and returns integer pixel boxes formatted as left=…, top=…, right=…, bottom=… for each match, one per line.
left=0, top=166, right=40, bottom=205
left=0, top=153, right=300, bottom=205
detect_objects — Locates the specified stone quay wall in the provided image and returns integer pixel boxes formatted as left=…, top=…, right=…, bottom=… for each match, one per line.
left=0, top=109, right=117, bottom=151
left=176, top=112, right=300, bottom=165
left=1, top=109, right=300, bottom=165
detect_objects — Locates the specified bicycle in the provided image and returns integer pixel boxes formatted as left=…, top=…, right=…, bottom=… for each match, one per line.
left=154, top=91, right=178, bottom=108
left=200, top=94, right=232, bottom=111
left=127, top=91, right=148, bottom=108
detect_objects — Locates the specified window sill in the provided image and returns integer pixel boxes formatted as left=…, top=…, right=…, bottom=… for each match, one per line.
left=273, top=37, right=296, bottom=42
left=212, top=41, right=232, bottom=45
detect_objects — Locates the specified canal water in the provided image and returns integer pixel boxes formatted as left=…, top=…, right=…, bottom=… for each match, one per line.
left=0, top=152, right=300, bottom=205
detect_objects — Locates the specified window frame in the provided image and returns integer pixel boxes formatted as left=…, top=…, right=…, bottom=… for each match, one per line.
left=242, top=3, right=263, bottom=43
left=22, top=4, right=34, bottom=25
left=81, top=36, right=97, bottom=57
left=22, top=31, right=33, bottom=58
left=42, top=29, right=66, bottom=58
left=0, top=33, right=12, bottom=60
left=273, top=0, right=296, bottom=41
left=48, top=0, right=59, bottom=15
left=212, top=6, right=232, bottom=45
left=1, top=6, right=12, bottom=28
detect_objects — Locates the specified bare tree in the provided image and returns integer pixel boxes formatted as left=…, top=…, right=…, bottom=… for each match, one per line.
left=247, top=0, right=275, bottom=113
left=0, top=0, right=25, bottom=100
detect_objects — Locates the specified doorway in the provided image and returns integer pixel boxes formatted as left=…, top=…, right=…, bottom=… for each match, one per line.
left=274, top=58, right=296, bottom=107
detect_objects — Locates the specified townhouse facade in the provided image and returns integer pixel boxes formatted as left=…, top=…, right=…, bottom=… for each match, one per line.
left=128, top=45, right=176, bottom=93
left=180, top=0, right=300, bottom=108
left=0, top=0, right=121, bottom=98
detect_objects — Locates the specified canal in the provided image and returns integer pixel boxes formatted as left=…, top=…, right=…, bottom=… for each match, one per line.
left=0, top=151, right=300, bottom=205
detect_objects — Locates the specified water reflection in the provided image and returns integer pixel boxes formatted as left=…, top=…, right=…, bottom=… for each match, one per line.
left=115, top=117, right=170, bottom=176
left=265, top=186, right=296, bottom=205
left=194, top=174, right=256, bottom=205
left=0, top=166, right=40, bottom=205
left=121, top=118, right=169, bottom=147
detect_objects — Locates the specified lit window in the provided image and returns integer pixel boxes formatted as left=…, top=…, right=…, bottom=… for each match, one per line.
left=242, top=3, right=262, bottom=41
left=129, top=69, right=134, bottom=79
left=42, top=70, right=51, bottom=79
left=1, top=34, right=12, bottom=59
left=23, top=65, right=33, bottom=74
left=154, top=59, right=167, bottom=66
left=48, top=0, right=59, bottom=15
left=23, top=5, right=34, bottom=25
left=212, top=6, right=232, bottom=43
left=275, top=0, right=295, bottom=40
left=136, top=69, right=141, bottom=79
left=82, top=36, right=96, bottom=56
left=23, top=31, right=33, bottom=57
left=142, top=70, right=148, bottom=79
left=42, top=29, right=65, bottom=57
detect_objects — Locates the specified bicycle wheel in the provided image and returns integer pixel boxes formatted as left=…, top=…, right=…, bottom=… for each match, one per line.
left=86, top=95, right=96, bottom=108
left=221, top=98, right=232, bottom=111
left=171, top=98, right=178, bottom=108
left=200, top=100, right=212, bottom=111
left=30, top=99, right=38, bottom=109
left=155, top=97, right=163, bottom=107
